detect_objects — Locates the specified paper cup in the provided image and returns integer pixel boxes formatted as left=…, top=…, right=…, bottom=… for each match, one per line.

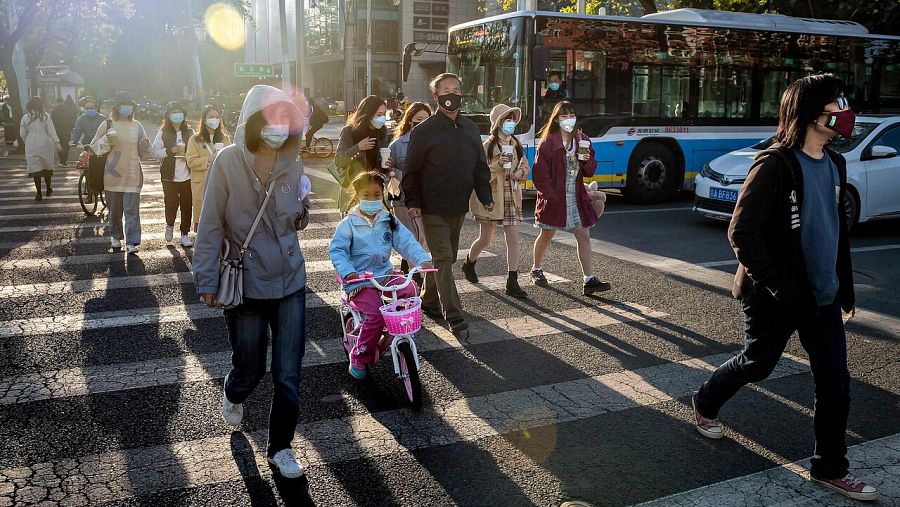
left=578, top=140, right=591, bottom=161
left=214, top=142, right=225, bottom=152
left=501, top=145, right=514, bottom=169
left=379, top=147, right=391, bottom=168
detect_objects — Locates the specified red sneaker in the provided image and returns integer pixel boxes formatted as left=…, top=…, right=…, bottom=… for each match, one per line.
left=811, top=473, right=880, bottom=501
left=692, top=393, right=724, bottom=439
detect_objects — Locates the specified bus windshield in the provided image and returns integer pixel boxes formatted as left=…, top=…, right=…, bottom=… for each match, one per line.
left=447, top=18, right=531, bottom=135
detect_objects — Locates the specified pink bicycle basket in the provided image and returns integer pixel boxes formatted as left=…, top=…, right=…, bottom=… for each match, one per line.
left=380, top=297, right=423, bottom=335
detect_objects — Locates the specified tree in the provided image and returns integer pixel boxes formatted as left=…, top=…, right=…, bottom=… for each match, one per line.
left=0, top=0, right=45, bottom=117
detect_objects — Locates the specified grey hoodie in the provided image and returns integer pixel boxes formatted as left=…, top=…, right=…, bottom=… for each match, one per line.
left=193, top=85, right=310, bottom=300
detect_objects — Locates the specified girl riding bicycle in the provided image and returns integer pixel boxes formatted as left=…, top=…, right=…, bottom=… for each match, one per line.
left=329, top=171, right=432, bottom=379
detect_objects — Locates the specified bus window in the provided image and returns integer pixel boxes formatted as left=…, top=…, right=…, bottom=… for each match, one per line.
left=632, top=65, right=690, bottom=118
left=761, top=70, right=809, bottom=118
left=698, top=66, right=751, bottom=119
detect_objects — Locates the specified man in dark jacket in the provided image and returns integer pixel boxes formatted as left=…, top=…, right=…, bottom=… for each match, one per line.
left=403, top=73, right=493, bottom=335
left=691, top=74, right=878, bottom=502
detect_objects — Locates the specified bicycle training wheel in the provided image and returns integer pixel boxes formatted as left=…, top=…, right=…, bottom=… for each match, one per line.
left=78, top=172, right=97, bottom=216
left=397, top=342, right=422, bottom=409
left=314, top=137, right=333, bottom=158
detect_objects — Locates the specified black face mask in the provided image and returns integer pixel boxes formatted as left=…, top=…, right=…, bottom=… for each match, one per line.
left=437, top=93, right=462, bottom=112
left=411, top=121, right=421, bottom=128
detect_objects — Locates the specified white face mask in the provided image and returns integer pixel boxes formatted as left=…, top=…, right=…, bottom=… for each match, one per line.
left=559, top=118, right=577, bottom=133
left=205, top=118, right=221, bottom=130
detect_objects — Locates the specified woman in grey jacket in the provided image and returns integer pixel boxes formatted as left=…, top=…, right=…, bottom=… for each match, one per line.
left=193, top=85, right=310, bottom=479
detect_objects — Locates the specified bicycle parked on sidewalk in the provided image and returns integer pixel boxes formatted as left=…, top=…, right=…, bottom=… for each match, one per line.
left=300, top=136, right=334, bottom=158
left=337, top=266, right=436, bottom=409
left=75, top=146, right=106, bottom=216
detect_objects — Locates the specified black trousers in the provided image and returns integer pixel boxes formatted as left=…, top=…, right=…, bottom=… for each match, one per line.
left=162, top=179, right=192, bottom=236
left=32, top=170, right=52, bottom=193
left=695, top=291, right=851, bottom=480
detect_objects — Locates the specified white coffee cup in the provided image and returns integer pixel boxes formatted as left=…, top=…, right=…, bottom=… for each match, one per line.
left=578, top=140, right=591, bottom=161
left=379, top=147, right=391, bottom=169
left=501, top=144, right=514, bottom=169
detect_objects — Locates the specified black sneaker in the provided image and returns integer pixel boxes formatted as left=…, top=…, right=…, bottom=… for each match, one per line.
left=422, top=306, right=444, bottom=321
left=462, top=256, right=478, bottom=284
left=46, top=188, right=53, bottom=196
left=583, top=277, right=612, bottom=295
left=506, top=274, right=528, bottom=298
left=449, top=319, right=469, bottom=335
left=530, top=269, right=548, bottom=287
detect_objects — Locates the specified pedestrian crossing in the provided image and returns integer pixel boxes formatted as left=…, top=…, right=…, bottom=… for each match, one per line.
left=0, top=161, right=896, bottom=506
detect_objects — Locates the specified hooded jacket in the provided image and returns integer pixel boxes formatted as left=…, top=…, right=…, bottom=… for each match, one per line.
left=329, top=207, right=431, bottom=293
left=192, top=85, right=311, bottom=300
left=730, top=143, right=855, bottom=313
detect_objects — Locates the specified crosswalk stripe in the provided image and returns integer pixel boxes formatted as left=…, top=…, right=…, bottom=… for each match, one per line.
left=0, top=255, right=519, bottom=300
left=0, top=190, right=166, bottom=202
left=634, top=433, right=900, bottom=506
left=0, top=352, right=811, bottom=504
left=0, top=218, right=339, bottom=234
left=0, top=197, right=332, bottom=212
left=1, top=234, right=331, bottom=252
left=0, top=247, right=485, bottom=270
left=0, top=206, right=337, bottom=222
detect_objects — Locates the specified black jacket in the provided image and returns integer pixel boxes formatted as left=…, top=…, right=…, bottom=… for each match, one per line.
left=402, top=110, right=492, bottom=216
left=729, top=143, right=855, bottom=313
left=159, top=125, right=195, bottom=182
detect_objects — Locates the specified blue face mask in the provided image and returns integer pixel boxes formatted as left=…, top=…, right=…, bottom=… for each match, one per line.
left=502, top=120, right=517, bottom=136
left=169, top=112, right=185, bottom=125
left=548, top=82, right=561, bottom=91
left=118, top=105, right=133, bottom=117
left=358, top=199, right=383, bottom=215
left=260, top=124, right=290, bottom=149
left=84, top=109, right=97, bottom=117
left=370, top=115, right=387, bottom=129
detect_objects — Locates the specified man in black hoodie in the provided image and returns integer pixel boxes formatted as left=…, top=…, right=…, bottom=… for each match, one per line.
left=691, top=74, right=878, bottom=502
left=403, top=73, right=493, bottom=335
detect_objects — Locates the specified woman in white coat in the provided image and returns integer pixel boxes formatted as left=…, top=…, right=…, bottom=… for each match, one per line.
left=20, top=97, right=61, bottom=201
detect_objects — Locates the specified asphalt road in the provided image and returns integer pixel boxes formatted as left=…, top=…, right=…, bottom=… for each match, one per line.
left=0, top=153, right=897, bottom=506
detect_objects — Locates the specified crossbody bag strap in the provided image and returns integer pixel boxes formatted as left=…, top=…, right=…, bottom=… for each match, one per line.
left=239, top=179, right=277, bottom=259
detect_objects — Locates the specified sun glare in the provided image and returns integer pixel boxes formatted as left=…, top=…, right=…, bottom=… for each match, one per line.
left=204, top=3, right=245, bottom=51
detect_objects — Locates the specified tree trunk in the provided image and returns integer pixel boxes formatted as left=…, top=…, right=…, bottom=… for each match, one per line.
left=0, top=46, right=24, bottom=119
left=639, top=0, right=658, bottom=14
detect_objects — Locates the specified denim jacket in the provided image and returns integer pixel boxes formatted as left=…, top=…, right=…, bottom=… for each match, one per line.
left=329, top=207, right=431, bottom=292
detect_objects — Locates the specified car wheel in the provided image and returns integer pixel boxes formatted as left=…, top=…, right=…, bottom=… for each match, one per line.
left=843, top=187, right=860, bottom=232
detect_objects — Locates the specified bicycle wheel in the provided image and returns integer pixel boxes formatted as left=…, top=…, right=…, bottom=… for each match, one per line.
left=314, top=137, right=333, bottom=158
left=342, top=312, right=356, bottom=361
left=396, top=341, right=422, bottom=409
left=78, top=173, right=97, bottom=216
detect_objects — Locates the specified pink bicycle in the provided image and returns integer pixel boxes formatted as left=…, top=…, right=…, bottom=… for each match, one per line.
left=337, top=266, right=437, bottom=409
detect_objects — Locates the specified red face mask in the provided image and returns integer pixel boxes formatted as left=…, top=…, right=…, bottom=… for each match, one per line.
left=820, top=109, right=856, bottom=138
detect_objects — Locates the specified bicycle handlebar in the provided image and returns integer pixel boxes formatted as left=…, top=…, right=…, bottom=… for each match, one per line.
left=344, top=266, right=437, bottom=293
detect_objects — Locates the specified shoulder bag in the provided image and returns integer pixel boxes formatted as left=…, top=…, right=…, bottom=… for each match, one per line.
left=215, top=178, right=277, bottom=309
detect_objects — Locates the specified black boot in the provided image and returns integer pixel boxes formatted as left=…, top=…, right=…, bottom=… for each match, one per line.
left=461, top=255, right=478, bottom=283
left=505, top=271, right=528, bottom=298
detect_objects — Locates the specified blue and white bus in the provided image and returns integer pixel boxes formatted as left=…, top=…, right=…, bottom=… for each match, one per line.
left=441, top=9, right=900, bottom=204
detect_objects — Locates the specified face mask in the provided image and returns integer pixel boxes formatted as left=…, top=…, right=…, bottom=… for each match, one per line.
left=548, top=82, right=561, bottom=91
left=169, top=112, right=185, bottom=125
left=84, top=109, right=97, bottom=117
left=260, top=124, right=290, bottom=149
left=118, top=105, right=133, bottom=117
left=411, top=121, right=422, bottom=128
left=205, top=118, right=221, bottom=130
left=559, top=118, right=577, bottom=133
left=502, top=120, right=517, bottom=136
left=437, top=93, right=462, bottom=112
left=370, top=115, right=387, bottom=129
left=819, top=109, right=855, bottom=139
left=358, top=199, right=383, bottom=215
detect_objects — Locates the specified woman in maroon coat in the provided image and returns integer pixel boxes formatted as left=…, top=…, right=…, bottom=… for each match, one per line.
left=530, top=101, right=611, bottom=296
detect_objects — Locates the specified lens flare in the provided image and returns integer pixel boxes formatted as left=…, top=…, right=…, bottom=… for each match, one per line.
left=204, top=3, right=245, bottom=51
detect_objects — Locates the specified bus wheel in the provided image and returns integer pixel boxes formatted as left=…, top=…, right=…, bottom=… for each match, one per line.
left=625, top=143, right=679, bottom=205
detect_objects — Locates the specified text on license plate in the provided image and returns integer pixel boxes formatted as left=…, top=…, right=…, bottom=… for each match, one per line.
left=710, top=188, right=738, bottom=202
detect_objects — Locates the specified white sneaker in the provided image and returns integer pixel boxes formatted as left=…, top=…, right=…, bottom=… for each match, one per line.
left=267, top=448, right=304, bottom=478
left=110, top=237, right=121, bottom=249
left=164, top=225, right=175, bottom=242
left=221, top=391, right=243, bottom=427
left=180, top=235, right=193, bottom=248
left=126, top=244, right=138, bottom=255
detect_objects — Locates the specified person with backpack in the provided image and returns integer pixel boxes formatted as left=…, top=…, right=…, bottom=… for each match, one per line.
left=51, top=96, right=77, bottom=166
left=462, top=104, right=529, bottom=298
left=90, top=91, right=152, bottom=253
left=152, top=102, right=195, bottom=247
left=690, top=74, right=879, bottom=502
left=20, top=97, right=61, bottom=201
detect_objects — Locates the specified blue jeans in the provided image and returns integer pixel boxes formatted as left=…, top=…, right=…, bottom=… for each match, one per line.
left=105, top=191, right=141, bottom=246
left=224, top=289, right=306, bottom=457
left=695, top=292, right=851, bottom=480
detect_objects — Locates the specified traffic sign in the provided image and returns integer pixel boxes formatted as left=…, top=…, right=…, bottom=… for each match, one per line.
left=234, top=64, right=274, bottom=77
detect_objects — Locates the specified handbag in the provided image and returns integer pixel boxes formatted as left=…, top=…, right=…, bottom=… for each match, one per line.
left=215, top=178, right=277, bottom=309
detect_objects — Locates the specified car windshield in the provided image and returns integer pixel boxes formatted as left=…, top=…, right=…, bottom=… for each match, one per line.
left=751, top=122, right=879, bottom=153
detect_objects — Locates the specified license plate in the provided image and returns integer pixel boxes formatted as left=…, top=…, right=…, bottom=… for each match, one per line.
left=709, top=188, right=738, bottom=203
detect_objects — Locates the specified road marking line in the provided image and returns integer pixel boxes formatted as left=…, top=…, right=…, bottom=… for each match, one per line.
left=0, top=251, right=508, bottom=299
left=0, top=351, right=810, bottom=505
left=0, top=218, right=339, bottom=235
left=634, top=432, right=900, bottom=506
left=0, top=197, right=331, bottom=212
left=0, top=191, right=166, bottom=203
left=0, top=206, right=337, bottom=221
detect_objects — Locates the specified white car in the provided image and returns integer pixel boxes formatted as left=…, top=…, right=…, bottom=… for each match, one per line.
left=694, top=115, right=900, bottom=230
